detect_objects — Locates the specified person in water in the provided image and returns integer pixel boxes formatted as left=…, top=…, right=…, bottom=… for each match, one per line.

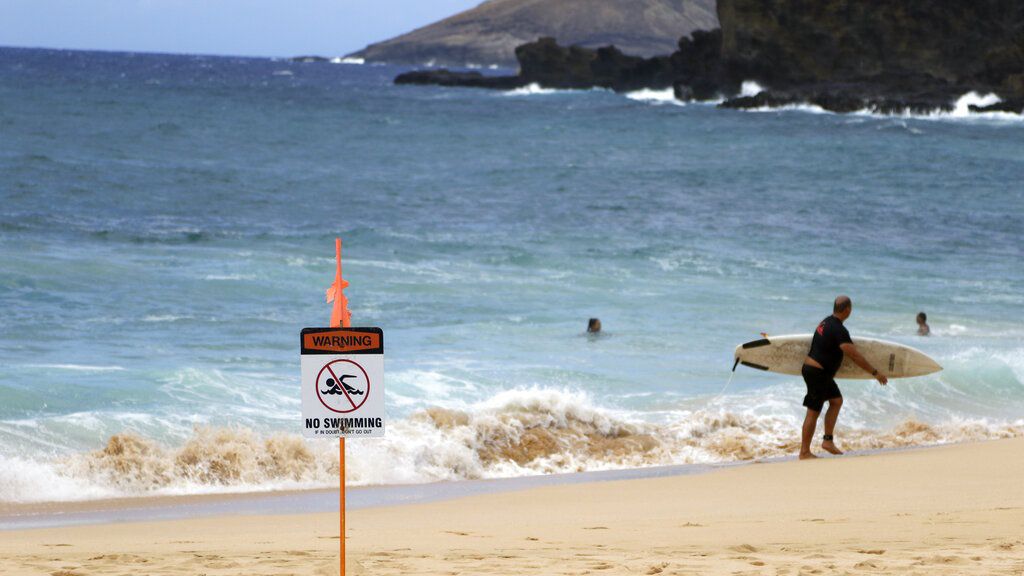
left=800, top=295, right=888, bottom=459
left=587, top=318, right=602, bottom=333
left=917, top=312, right=930, bottom=336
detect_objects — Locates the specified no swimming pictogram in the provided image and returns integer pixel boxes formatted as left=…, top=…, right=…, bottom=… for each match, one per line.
left=315, top=359, right=371, bottom=414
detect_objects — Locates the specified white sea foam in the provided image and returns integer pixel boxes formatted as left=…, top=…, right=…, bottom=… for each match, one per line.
left=725, top=88, right=1023, bottom=122
left=271, top=70, right=294, bottom=76
left=24, top=364, right=126, bottom=372
left=0, top=455, right=119, bottom=503
left=950, top=92, right=1001, bottom=116
left=743, top=102, right=830, bottom=114
left=625, top=88, right=683, bottom=106
left=2, top=387, right=1021, bottom=503
left=203, top=273, right=256, bottom=281
left=504, top=83, right=560, bottom=96
left=932, top=323, right=968, bottom=337
left=848, top=92, right=1022, bottom=122
left=331, top=57, right=364, bottom=65
left=142, top=314, right=192, bottom=322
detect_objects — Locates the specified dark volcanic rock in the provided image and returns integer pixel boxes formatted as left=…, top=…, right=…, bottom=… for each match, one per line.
left=670, top=29, right=729, bottom=100
left=516, top=38, right=677, bottom=91
left=716, top=0, right=1024, bottom=101
left=970, top=99, right=1024, bottom=114
left=720, top=92, right=799, bottom=110
left=393, top=37, right=685, bottom=93
left=395, top=69, right=526, bottom=90
left=721, top=86, right=959, bottom=115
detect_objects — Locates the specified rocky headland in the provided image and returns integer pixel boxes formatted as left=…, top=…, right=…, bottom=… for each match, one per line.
left=348, top=0, right=717, bottom=68
left=395, top=0, right=1024, bottom=114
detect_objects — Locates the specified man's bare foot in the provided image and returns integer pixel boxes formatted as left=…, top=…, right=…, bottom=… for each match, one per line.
left=799, top=452, right=818, bottom=460
left=822, top=441, right=843, bottom=455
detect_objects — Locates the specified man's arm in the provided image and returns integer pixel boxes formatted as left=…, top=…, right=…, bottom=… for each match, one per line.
left=840, top=342, right=888, bottom=385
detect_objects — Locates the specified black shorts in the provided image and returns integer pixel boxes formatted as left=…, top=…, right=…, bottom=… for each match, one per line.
left=801, top=364, right=842, bottom=412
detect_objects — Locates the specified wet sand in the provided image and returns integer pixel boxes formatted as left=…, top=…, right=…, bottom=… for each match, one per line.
left=1, top=438, right=1022, bottom=575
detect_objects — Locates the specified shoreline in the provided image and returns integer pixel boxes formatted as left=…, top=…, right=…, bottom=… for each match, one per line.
left=0, top=437, right=1020, bottom=575
left=0, top=441, right=955, bottom=531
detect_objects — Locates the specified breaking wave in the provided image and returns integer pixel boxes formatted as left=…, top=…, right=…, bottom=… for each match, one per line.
left=502, top=84, right=607, bottom=97
left=2, top=389, right=1020, bottom=503
left=731, top=87, right=1022, bottom=122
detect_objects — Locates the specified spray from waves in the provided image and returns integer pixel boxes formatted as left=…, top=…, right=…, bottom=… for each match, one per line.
left=0, top=427, right=339, bottom=503
left=503, top=84, right=609, bottom=97
left=503, top=83, right=564, bottom=96
left=730, top=86, right=1023, bottom=122
left=2, top=389, right=1021, bottom=503
left=740, top=81, right=765, bottom=97
left=625, top=88, right=684, bottom=106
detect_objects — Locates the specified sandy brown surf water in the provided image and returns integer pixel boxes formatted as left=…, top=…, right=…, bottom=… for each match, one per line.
left=0, top=438, right=1022, bottom=575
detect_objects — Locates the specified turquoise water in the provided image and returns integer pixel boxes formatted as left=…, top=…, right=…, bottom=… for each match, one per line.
left=1, top=48, right=1022, bottom=502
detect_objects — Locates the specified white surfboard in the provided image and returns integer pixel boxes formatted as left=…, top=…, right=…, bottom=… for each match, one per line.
left=734, top=334, right=942, bottom=379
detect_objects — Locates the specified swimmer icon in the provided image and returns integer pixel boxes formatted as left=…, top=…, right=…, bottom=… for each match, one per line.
left=315, top=359, right=371, bottom=413
left=321, top=374, right=364, bottom=396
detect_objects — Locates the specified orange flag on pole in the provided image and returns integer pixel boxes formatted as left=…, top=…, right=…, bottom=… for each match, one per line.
left=325, top=237, right=351, bottom=328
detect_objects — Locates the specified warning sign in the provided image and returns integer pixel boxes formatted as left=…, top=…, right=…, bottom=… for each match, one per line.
left=301, top=327, right=384, bottom=438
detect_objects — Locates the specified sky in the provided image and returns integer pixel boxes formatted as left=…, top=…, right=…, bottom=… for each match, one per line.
left=0, top=0, right=482, bottom=57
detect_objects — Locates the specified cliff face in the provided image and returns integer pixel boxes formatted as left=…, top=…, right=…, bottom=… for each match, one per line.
left=350, top=0, right=717, bottom=67
left=717, top=0, right=1024, bottom=99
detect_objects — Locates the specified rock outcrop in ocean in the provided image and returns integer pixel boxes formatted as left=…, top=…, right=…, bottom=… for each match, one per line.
left=348, top=0, right=717, bottom=68
left=396, top=0, right=1024, bottom=114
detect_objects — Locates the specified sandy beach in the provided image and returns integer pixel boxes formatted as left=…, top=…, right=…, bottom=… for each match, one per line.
left=1, top=438, right=1022, bottom=575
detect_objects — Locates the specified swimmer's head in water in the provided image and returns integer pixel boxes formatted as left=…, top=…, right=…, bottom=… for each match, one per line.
left=587, top=318, right=601, bottom=333
left=833, top=295, right=852, bottom=319
left=917, top=312, right=927, bottom=324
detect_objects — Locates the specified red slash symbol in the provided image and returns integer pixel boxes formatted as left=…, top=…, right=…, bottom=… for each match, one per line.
left=315, top=359, right=370, bottom=413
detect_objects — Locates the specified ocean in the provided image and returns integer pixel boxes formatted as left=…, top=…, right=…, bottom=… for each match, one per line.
left=1, top=47, right=1022, bottom=503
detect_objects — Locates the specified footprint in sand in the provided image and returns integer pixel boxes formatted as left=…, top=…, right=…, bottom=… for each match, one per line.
left=86, top=554, right=149, bottom=563
left=917, top=555, right=970, bottom=565
left=583, top=526, right=609, bottom=530
left=645, top=562, right=668, bottom=574
left=857, top=549, right=886, bottom=555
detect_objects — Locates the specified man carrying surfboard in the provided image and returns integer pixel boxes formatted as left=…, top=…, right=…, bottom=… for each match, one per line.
left=800, top=295, right=888, bottom=459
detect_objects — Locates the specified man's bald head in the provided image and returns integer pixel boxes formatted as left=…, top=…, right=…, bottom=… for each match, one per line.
left=834, top=295, right=852, bottom=316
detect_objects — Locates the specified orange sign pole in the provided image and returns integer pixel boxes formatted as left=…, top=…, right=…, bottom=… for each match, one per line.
left=325, top=237, right=351, bottom=576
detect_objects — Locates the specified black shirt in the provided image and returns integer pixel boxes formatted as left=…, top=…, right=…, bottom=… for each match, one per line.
left=808, top=315, right=853, bottom=377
